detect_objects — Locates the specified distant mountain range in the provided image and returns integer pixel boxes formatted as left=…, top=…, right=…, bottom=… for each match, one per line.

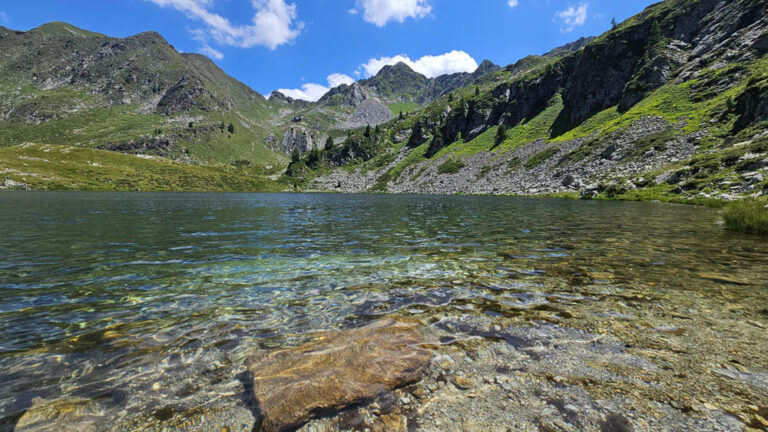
left=1, top=0, right=768, bottom=201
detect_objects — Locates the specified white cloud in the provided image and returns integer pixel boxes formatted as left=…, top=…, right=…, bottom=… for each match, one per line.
left=0, top=11, right=8, bottom=23
left=354, top=0, right=431, bottom=27
left=348, top=8, right=358, bottom=15
left=327, top=73, right=355, bottom=87
left=277, top=73, right=356, bottom=101
left=507, top=0, right=519, bottom=8
left=278, top=83, right=330, bottom=101
left=145, top=0, right=302, bottom=50
left=359, top=50, right=478, bottom=78
left=557, top=3, right=588, bottom=33
left=199, top=44, right=224, bottom=60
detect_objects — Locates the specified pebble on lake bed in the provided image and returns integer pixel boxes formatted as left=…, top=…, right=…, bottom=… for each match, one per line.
left=245, top=317, right=432, bottom=432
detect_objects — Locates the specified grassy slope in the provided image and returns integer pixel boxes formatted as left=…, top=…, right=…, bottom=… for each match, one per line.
left=388, top=102, right=420, bottom=116
left=0, top=143, right=285, bottom=191
left=0, top=22, right=286, bottom=167
left=349, top=51, right=767, bottom=200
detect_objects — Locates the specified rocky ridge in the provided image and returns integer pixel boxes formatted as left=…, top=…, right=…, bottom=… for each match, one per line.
left=301, top=0, right=768, bottom=203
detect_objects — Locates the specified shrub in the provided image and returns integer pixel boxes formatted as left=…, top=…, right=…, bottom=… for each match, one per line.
left=494, top=125, right=508, bottom=147
left=437, top=158, right=466, bottom=175
left=285, top=161, right=309, bottom=178
left=525, top=146, right=559, bottom=169
left=723, top=200, right=768, bottom=234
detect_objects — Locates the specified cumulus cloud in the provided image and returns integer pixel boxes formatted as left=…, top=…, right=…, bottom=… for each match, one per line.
left=353, top=0, right=431, bottom=27
left=199, top=44, right=224, bottom=60
left=358, top=50, right=478, bottom=78
left=145, top=0, right=302, bottom=53
left=277, top=73, right=356, bottom=101
left=327, top=73, right=356, bottom=87
left=557, top=3, right=588, bottom=32
left=507, top=0, right=519, bottom=8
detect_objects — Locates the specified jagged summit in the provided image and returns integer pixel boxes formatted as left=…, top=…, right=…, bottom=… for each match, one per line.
left=474, top=59, right=501, bottom=76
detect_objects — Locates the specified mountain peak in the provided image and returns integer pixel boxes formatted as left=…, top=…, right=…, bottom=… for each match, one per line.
left=474, top=59, right=500, bottom=76
left=377, top=62, right=422, bottom=78
left=31, top=22, right=103, bottom=38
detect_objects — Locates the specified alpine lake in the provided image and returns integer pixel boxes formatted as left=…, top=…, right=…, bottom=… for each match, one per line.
left=1, top=192, right=766, bottom=432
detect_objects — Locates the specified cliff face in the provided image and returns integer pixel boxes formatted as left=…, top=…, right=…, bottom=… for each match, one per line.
left=305, top=0, right=768, bottom=203
left=420, top=0, right=768, bottom=158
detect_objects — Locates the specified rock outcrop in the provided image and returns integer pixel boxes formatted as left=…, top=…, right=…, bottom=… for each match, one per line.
left=281, top=128, right=316, bottom=154
left=245, top=318, right=432, bottom=432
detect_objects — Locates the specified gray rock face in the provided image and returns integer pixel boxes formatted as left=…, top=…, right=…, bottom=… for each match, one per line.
left=318, top=82, right=369, bottom=108
left=1, top=177, right=29, bottom=190
left=281, top=128, right=316, bottom=154
left=337, top=99, right=394, bottom=130
left=314, top=116, right=702, bottom=196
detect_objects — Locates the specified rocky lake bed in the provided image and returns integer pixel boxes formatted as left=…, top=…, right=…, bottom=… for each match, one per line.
left=1, top=193, right=767, bottom=432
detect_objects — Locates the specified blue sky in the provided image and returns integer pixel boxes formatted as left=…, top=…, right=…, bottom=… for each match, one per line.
left=0, top=0, right=659, bottom=100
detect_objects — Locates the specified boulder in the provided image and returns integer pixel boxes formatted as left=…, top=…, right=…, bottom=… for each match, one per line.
left=15, top=397, right=102, bottom=432
left=246, top=318, right=432, bottom=432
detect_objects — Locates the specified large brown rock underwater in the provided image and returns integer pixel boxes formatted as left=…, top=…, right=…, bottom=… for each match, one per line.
left=245, top=317, right=432, bottom=432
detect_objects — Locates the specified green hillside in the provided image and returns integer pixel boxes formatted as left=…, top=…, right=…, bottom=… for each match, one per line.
left=291, top=0, right=768, bottom=206
left=0, top=143, right=285, bottom=191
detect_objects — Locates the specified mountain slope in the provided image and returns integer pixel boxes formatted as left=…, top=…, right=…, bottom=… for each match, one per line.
left=295, top=0, right=768, bottom=204
left=0, top=22, right=284, bottom=166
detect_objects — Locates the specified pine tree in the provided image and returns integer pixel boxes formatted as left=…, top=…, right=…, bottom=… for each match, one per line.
left=475, top=87, right=480, bottom=96
left=611, top=18, right=617, bottom=29
left=228, top=123, right=235, bottom=134
left=448, top=93, right=454, bottom=103
left=399, top=111, right=404, bottom=120
left=325, top=136, right=334, bottom=150
left=375, top=124, right=381, bottom=134
left=188, top=122, right=194, bottom=128
left=364, top=124, right=371, bottom=138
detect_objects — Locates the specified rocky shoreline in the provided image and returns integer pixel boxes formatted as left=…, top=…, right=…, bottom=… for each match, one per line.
left=312, top=119, right=768, bottom=204
left=13, top=269, right=768, bottom=432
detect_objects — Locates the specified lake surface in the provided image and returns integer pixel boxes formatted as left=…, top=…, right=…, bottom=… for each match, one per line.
left=1, top=192, right=767, bottom=431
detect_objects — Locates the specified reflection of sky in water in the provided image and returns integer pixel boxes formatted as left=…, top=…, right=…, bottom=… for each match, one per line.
left=0, top=192, right=767, bottom=427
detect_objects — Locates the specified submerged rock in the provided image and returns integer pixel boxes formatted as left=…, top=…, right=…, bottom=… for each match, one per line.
left=697, top=272, right=751, bottom=285
left=246, top=317, right=432, bottom=432
left=15, top=397, right=102, bottom=432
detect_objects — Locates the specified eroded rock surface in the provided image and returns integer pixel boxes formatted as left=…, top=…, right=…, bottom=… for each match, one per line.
left=245, top=318, right=432, bottom=432
left=15, top=397, right=102, bottom=432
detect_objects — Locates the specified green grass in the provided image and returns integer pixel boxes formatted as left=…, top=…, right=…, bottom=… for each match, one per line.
left=0, top=143, right=283, bottom=191
left=500, top=93, right=564, bottom=150
left=371, top=142, right=428, bottom=191
left=723, top=200, right=768, bottom=234
left=437, top=158, right=466, bottom=174
left=0, top=101, right=285, bottom=166
left=388, top=102, right=420, bottom=116
left=0, top=105, right=166, bottom=148
left=525, top=146, right=559, bottom=168
left=433, top=127, right=499, bottom=159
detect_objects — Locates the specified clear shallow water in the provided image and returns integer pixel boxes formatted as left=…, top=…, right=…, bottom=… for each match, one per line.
left=1, top=192, right=767, bottom=430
